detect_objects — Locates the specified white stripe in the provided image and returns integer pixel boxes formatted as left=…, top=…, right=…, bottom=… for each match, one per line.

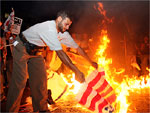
left=100, top=85, right=110, bottom=95
left=86, top=70, right=98, bottom=83
left=98, top=67, right=104, bottom=72
left=93, top=76, right=105, bottom=90
left=84, top=89, right=97, bottom=108
left=75, top=82, right=88, bottom=102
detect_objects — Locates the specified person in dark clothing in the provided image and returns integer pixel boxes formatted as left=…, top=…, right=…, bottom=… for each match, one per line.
left=139, top=36, right=149, bottom=75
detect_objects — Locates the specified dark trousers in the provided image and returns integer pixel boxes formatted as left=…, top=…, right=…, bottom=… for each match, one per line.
left=6, top=36, right=48, bottom=112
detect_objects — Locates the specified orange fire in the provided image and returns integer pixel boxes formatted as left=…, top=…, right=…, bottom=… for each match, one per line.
left=55, top=29, right=150, bottom=113
left=66, top=2, right=150, bottom=113
left=46, top=2, right=150, bottom=113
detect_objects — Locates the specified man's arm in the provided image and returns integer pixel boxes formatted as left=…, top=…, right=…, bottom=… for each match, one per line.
left=77, top=46, right=98, bottom=69
left=56, top=50, right=85, bottom=83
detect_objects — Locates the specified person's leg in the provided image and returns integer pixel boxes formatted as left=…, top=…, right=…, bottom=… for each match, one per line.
left=28, top=55, right=48, bottom=112
left=6, top=36, right=29, bottom=112
left=47, top=89, right=55, bottom=105
left=0, top=71, right=5, bottom=101
left=6, top=56, right=13, bottom=87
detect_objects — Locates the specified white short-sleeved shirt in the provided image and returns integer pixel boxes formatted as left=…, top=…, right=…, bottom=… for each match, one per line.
left=58, top=32, right=78, bottom=49
left=22, top=20, right=78, bottom=50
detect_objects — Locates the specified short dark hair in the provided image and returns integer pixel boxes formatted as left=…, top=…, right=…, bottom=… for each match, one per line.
left=57, top=10, right=73, bottom=21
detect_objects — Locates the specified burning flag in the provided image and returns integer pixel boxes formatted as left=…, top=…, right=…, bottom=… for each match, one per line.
left=86, top=68, right=116, bottom=104
left=76, top=68, right=116, bottom=113
left=3, top=8, right=14, bottom=32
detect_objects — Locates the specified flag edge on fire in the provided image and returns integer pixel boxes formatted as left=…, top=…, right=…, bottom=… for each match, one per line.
left=75, top=68, right=116, bottom=113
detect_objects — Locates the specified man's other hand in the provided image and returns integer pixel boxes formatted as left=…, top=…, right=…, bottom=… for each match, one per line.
left=91, top=62, right=98, bottom=69
left=75, top=71, right=85, bottom=83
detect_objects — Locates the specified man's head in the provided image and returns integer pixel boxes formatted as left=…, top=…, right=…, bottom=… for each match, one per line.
left=56, top=11, right=73, bottom=33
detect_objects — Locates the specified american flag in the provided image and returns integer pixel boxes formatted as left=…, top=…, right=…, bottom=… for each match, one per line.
left=76, top=68, right=116, bottom=113
left=3, top=8, right=14, bottom=32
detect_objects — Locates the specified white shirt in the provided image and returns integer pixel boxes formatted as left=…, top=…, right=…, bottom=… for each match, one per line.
left=58, top=32, right=78, bottom=49
left=22, top=20, right=78, bottom=50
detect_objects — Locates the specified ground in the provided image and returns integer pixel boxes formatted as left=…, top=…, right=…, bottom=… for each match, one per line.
left=1, top=85, right=150, bottom=113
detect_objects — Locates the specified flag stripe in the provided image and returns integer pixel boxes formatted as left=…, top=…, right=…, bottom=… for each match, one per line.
left=96, top=80, right=108, bottom=93
left=105, top=93, right=116, bottom=104
left=88, top=93, right=102, bottom=111
left=88, top=72, right=102, bottom=87
left=95, top=98, right=108, bottom=113
left=76, top=82, right=88, bottom=102
left=86, top=70, right=98, bottom=83
left=84, top=89, right=97, bottom=108
left=93, top=76, right=105, bottom=90
left=4, top=8, right=14, bottom=32
left=79, top=85, right=92, bottom=105
left=100, top=86, right=113, bottom=97
left=98, top=101, right=108, bottom=112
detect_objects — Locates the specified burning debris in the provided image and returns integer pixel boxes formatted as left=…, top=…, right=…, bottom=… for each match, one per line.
left=44, top=2, right=150, bottom=113
left=1, top=1, right=149, bottom=113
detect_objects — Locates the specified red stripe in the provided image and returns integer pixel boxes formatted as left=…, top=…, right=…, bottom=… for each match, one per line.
left=88, top=72, right=102, bottom=87
left=101, top=87, right=113, bottom=97
left=96, top=80, right=108, bottom=93
left=105, top=94, right=116, bottom=104
left=88, top=71, right=105, bottom=87
left=79, top=85, right=92, bottom=105
left=100, top=71, right=105, bottom=76
left=88, top=93, right=102, bottom=111
left=98, top=99, right=108, bottom=112
left=6, top=21, right=9, bottom=26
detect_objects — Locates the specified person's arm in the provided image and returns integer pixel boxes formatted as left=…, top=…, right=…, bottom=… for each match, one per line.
left=45, top=48, right=53, bottom=69
left=56, top=49, right=85, bottom=83
left=77, top=46, right=98, bottom=69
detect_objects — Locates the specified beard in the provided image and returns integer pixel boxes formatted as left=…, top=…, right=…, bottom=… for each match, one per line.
left=58, top=21, right=64, bottom=33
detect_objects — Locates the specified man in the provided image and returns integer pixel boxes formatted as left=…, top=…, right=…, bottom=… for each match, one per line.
left=139, top=36, right=149, bottom=75
left=46, top=31, right=98, bottom=110
left=6, top=11, right=97, bottom=112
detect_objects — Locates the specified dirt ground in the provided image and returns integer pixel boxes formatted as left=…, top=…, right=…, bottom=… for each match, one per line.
left=1, top=86, right=150, bottom=113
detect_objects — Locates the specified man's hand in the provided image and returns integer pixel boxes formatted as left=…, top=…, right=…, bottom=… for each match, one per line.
left=91, top=62, right=98, bottom=69
left=75, top=71, right=85, bottom=83
left=77, top=47, right=98, bottom=69
left=56, top=50, right=85, bottom=83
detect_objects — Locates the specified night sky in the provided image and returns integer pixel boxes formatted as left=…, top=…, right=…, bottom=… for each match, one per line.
left=1, top=0, right=149, bottom=68
left=1, top=1, right=149, bottom=41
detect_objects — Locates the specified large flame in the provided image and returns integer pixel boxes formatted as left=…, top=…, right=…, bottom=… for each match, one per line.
left=47, top=2, right=150, bottom=113
left=56, top=30, right=150, bottom=113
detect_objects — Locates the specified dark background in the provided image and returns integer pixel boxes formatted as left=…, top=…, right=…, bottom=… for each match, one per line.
left=1, top=1, right=149, bottom=35
left=1, top=1, right=149, bottom=57
left=1, top=1, right=100, bottom=33
left=1, top=0, right=149, bottom=71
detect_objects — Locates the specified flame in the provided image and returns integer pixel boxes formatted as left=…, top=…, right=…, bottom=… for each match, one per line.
left=92, top=29, right=150, bottom=113
left=60, top=73, right=82, bottom=94
left=146, top=67, right=150, bottom=73
left=47, top=35, right=150, bottom=112
left=0, top=21, right=2, bottom=27
left=46, top=2, right=150, bottom=113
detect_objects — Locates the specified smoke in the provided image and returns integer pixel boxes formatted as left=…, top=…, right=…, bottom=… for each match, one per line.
left=2, top=1, right=148, bottom=37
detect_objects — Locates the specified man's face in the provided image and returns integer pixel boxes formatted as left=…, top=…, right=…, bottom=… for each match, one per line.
left=58, top=17, right=72, bottom=33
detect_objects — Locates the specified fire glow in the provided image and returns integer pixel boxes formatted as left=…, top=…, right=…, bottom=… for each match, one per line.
left=47, top=2, right=150, bottom=113
left=64, top=32, right=150, bottom=113
left=50, top=27, right=150, bottom=113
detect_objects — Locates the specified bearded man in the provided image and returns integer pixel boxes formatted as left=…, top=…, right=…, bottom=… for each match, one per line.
left=6, top=11, right=97, bottom=112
